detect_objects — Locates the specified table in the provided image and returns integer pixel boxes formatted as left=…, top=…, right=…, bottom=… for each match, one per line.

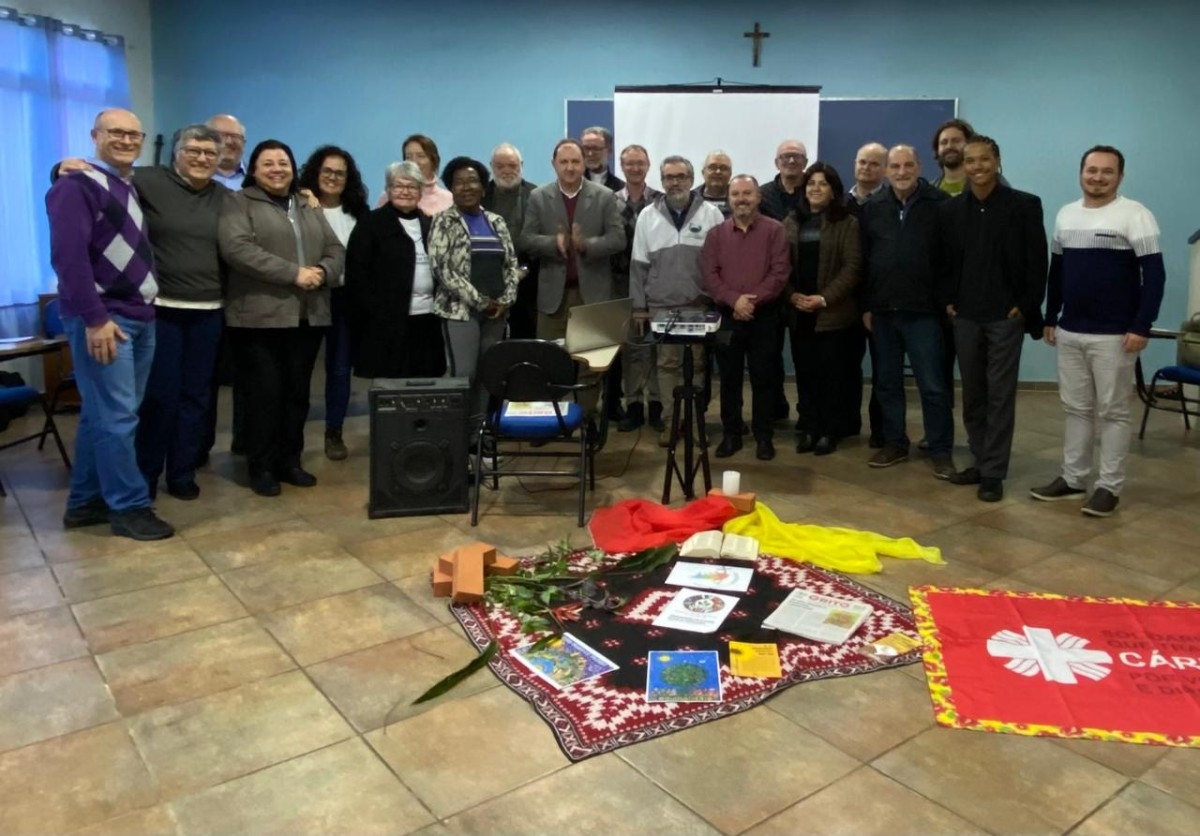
left=0, top=337, right=68, bottom=363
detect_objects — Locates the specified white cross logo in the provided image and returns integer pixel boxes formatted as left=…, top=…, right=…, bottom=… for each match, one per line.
left=986, top=626, right=1113, bottom=684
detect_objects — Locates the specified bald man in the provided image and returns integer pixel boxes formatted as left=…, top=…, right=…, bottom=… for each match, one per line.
left=206, top=113, right=247, bottom=188
left=848, top=142, right=888, bottom=206
left=47, top=108, right=174, bottom=541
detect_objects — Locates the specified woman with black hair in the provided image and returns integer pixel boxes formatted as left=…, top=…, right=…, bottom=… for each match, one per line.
left=428, top=156, right=520, bottom=434
left=217, top=139, right=344, bottom=496
left=787, top=162, right=863, bottom=456
left=297, top=145, right=368, bottom=460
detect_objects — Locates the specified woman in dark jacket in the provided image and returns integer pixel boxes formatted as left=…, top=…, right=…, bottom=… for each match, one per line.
left=786, top=162, right=864, bottom=456
left=217, top=139, right=344, bottom=496
left=345, top=160, right=445, bottom=379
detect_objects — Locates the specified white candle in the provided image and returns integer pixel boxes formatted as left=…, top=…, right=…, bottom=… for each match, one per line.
left=722, top=470, right=741, bottom=495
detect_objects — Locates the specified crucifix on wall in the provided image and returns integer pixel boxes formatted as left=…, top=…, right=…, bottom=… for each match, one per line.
left=744, top=22, right=770, bottom=67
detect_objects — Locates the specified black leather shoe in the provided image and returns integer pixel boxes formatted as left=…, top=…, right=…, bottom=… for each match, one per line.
left=949, top=467, right=982, bottom=486
left=756, top=438, right=776, bottom=461
left=715, top=435, right=742, bottom=458
left=110, top=507, right=175, bottom=541
left=978, top=477, right=1004, bottom=502
left=250, top=471, right=281, bottom=497
left=275, top=467, right=317, bottom=488
left=63, top=498, right=110, bottom=529
left=813, top=436, right=837, bottom=456
left=166, top=480, right=200, bottom=501
left=795, top=432, right=815, bottom=454
left=868, top=433, right=885, bottom=449
left=618, top=402, right=644, bottom=432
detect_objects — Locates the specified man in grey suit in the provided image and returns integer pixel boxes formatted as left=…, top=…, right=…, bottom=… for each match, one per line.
left=521, top=138, right=625, bottom=343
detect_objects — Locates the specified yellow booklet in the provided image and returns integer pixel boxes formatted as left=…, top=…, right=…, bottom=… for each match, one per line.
left=728, top=641, right=782, bottom=678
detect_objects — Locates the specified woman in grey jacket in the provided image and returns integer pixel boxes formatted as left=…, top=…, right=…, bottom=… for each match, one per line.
left=217, top=139, right=345, bottom=497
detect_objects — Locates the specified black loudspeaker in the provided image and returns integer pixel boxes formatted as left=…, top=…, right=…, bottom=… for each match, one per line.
left=369, top=378, right=470, bottom=519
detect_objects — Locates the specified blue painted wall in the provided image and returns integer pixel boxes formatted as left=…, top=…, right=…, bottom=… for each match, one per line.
left=151, top=0, right=1199, bottom=381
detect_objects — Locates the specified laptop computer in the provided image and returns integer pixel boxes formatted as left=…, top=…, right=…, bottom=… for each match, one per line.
left=565, top=297, right=633, bottom=354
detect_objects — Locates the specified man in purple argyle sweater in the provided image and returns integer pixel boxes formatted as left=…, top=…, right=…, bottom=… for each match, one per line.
left=46, top=108, right=174, bottom=541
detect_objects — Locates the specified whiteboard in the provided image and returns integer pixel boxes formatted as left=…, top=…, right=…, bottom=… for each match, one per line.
left=613, top=86, right=820, bottom=191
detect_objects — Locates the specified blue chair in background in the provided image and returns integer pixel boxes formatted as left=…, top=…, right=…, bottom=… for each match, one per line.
left=1138, top=363, right=1200, bottom=439
left=38, top=297, right=78, bottom=451
left=0, top=381, right=71, bottom=497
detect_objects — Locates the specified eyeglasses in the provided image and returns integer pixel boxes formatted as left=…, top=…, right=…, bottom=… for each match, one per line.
left=218, top=131, right=246, bottom=144
left=388, top=183, right=421, bottom=193
left=705, top=164, right=731, bottom=172
left=181, top=147, right=218, bottom=160
left=320, top=168, right=348, bottom=180
left=104, top=129, right=146, bottom=142
left=778, top=153, right=808, bottom=164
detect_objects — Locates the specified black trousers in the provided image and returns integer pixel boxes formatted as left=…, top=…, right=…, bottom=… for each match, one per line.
left=231, top=323, right=325, bottom=476
left=792, top=320, right=865, bottom=439
left=952, top=316, right=1024, bottom=479
left=864, top=321, right=883, bottom=439
left=715, top=305, right=780, bottom=440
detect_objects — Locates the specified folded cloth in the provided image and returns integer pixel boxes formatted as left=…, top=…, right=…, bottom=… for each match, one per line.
left=722, top=502, right=944, bottom=574
left=589, top=496, right=742, bottom=553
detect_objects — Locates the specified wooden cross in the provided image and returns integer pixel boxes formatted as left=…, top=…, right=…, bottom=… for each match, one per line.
left=744, top=22, right=770, bottom=67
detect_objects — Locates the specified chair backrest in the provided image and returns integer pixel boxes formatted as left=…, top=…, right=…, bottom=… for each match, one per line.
left=43, top=298, right=64, bottom=339
left=478, top=340, right=577, bottom=402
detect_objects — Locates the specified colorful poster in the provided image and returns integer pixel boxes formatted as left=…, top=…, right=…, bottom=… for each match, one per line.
left=665, top=561, right=754, bottom=593
left=646, top=650, right=723, bottom=702
left=911, top=586, right=1200, bottom=747
left=511, top=633, right=619, bottom=690
left=652, top=588, right=740, bottom=633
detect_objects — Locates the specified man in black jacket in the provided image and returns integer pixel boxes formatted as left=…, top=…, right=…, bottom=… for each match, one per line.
left=861, top=145, right=954, bottom=478
left=941, top=136, right=1047, bottom=501
left=483, top=143, right=538, bottom=339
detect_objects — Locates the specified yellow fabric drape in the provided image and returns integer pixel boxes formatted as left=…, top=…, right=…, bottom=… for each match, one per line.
left=722, top=502, right=944, bottom=574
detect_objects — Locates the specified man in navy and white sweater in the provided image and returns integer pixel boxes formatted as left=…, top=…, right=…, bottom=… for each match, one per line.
left=45, top=107, right=174, bottom=541
left=1031, top=145, right=1165, bottom=517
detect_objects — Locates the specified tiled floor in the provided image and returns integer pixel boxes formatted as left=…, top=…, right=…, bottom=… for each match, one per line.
left=1, top=382, right=1198, bottom=835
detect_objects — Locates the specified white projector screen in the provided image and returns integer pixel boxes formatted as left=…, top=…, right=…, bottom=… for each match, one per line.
left=614, top=86, right=820, bottom=192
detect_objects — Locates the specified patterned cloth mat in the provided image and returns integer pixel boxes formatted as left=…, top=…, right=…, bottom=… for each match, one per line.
left=452, top=555, right=922, bottom=761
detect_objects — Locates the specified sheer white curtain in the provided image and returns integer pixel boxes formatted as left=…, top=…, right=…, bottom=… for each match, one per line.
left=0, top=8, right=130, bottom=337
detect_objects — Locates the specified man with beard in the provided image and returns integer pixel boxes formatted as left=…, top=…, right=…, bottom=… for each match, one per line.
left=1031, top=146, right=1164, bottom=517
left=483, top=143, right=538, bottom=338
left=615, top=145, right=665, bottom=432
left=580, top=126, right=624, bottom=191
left=942, top=136, right=1047, bottom=502
left=205, top=113, right=247, bottom=189
left=630, top=156, right=725, bottom=445
left=848, top=142, right=888, bottom=207
left=694, top=151, right=734, bottom=218
left=760, top=139, right=809, bottom=222
left=703, top=175, right=790, bottom=461
left=931, top=118, right=974, bottom=197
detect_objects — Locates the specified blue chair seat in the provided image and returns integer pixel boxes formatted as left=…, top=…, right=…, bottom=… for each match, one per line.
left=497, top=401, right=585, bottom=438
left=0, top=385, right=40, bottom=407
left=1139, top=364, right=1200, bottom=438
left=1156, top=365, right=1200, bottom=386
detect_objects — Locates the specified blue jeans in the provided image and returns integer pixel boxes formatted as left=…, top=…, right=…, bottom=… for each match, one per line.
left=324, top=288, right=352, bottom=431
left=64, top=313, right=155, bottom=512
left=135, top=306, right=223, bottom=489
left=870, top=310, right=953, bottom=455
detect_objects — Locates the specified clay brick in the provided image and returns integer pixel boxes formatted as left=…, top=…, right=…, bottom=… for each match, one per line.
left=437, top=553, right=457, bottom=576
left=451, top=546, right=486, bottom=604
left=431, top=569, right=453, bottom=597
left=486, top=555, right=520, bottom=576
left=460, top=542, right=498, bottom=566
left=708, top=488, right=757, bottom=514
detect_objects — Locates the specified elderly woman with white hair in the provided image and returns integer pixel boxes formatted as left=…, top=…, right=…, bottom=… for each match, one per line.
left=345, top=160, right=445, bottom=378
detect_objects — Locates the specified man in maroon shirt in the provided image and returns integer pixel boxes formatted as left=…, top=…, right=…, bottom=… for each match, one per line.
left=702, top=175, right=791, bottom=460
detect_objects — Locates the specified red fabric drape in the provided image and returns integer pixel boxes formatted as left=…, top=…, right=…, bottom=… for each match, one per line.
left=589, top=497, right=741, bottom=553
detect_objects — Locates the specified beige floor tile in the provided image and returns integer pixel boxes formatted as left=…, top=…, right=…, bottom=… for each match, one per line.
left=72, top=575, right=248, bottom=654
left=307, top=626, right=495, bottom=732
left=1008, top=551, right=1179, bottom=600
left=304, top=507, right=449, bottom=547
left=365, top=687, right=568, bottom=818
left=259, top=583, right=440, bottom=665
left=451, top=511, right=595, bottom=554
left=854, top=556, right=999, bottom=604
left=444, top=753, right=718, bottom=835
left=348, top=525, right=486, bottom=580
left=51, top=543, right=211, bottom=604
left=1142, top=747, right=1200, bottom=807
left=169, top=738, right=433, bottom=835
left=36, top=528, right=154, bottom=564
left=1160, top=578, right=1200, bottom=603
left=128, top=670, right=352, bottom=796
left=220, top=551, right=381, bottom=613
left=973, top=500, right=1126, bottom=549
left=873, top=727, right=1128, bottom=833
left=618, top=708, right=859, bottom=834
left=186, top=517, right=344, bottom=572
left=68, top=805, right=180, bottom=836
left=767, top=667, right=935, bottom=761
left=0, top=532, right=45, bottom=575
left=0, top=722, right=156, bottom=834
left=0, top=605, right=88, bottom=677
left=0, top=566, right=64, bottom=617
left=1071, top=524, right=1200, bottom=584
left=744, top=766, right=984, bottom=835
left=390, top=575, right=462, bottom=628
left=171, top=500, right=298, bottom=540
left=1053, top=737, right=1172, bottom=778
left=96, top=618, right=295, bottom=714
left=1073, top=781, right=1200, bottom=835
left=0, top=657, right=119, bottom=753
left=919, top=520, right=1059, bottom=575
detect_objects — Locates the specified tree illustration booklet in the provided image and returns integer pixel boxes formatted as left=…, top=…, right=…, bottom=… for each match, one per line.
left=646, top=650, right=723, bottom=702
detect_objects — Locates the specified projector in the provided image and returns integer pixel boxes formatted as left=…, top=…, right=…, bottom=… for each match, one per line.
left=650, top=310, right=722, bottom=336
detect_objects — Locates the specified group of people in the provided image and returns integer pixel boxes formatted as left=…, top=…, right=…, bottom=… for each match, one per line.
left=44, top=109, right=1164, bottom=542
